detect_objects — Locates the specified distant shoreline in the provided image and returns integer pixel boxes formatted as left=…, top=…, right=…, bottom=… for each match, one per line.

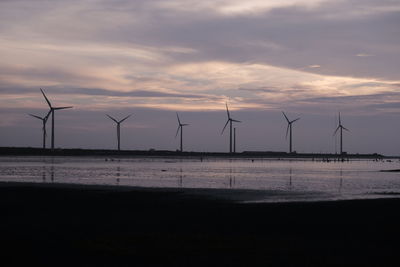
left=0, top=146, right=397, bottom=159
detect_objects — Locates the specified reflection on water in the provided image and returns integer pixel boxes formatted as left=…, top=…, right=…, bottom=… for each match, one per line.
left=228, top=168, right=235, bottom=189
left=0, top=156, right=400, bottom=202
left=339, top=169, right=343, bottom=193
left=40, top=165, right=55, bottom=182
left=116, top=166, right=120, bottom=185
left=179, top=168, right=183, bottom=188
left=51, top=165, right=54, bottom=182
left=42, top=166, right=46, bottom=182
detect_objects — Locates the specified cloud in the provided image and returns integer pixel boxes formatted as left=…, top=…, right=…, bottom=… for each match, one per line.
left=1, top=0, right=399, bottom=81
left=155, top=0, right=325, bottom=16
left=0, top=86, right=216, bottom=99
left=1, top=0, right=400, bottom=154
left=356, top=53, right=374, bottom=57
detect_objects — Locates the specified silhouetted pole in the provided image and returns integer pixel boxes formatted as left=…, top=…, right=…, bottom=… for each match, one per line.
left=234, top=127, right=236, bottom=153
left=117, top=123, right=121, bottom=151
left=289, top=124, right=292, bottom=153
left=340, top=126, right=343, bottom=155
left=51, top=111, right=55, bottom=150
left=42, top=120, right=46, bottom=149
left=229, top=120, right=233, bottom=153
left=180, top=126, right=183, bottom=152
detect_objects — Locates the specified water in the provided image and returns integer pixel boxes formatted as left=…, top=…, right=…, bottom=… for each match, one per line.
left=0, top=156, right=399, bottom=202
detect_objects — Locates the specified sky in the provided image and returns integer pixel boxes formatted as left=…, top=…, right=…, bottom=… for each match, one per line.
left=0, top=0, right=399, bottom=155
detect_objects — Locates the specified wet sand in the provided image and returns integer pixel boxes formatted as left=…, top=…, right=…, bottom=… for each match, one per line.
left=1, top=182, right=399, bottom=266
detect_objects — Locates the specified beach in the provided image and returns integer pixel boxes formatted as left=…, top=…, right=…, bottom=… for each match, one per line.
left=1, top=182, right=400, bottom=266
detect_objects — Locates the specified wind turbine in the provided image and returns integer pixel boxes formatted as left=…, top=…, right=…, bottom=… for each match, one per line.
left=28, top=110, right=51, bottom=149
left=282, top=111, right=300, bottom=153
left=40, top=88, right=73, bottom=150
left=107, top=114, right=132, bottom=151
left=334, top=112, right=350, bottom=155
left=175, top=113, right=189, bottom=152
left=221, top=103, right=241, bottom=153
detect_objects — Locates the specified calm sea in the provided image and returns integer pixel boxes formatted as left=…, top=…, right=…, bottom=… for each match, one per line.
left=1, top=156, right=399, bottom=202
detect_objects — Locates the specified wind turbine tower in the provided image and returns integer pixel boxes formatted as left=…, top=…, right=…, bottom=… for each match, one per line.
left=282, top=111, right=300, bottom=153
left=234, top=127, right=237, bottom=153
left=175, top=113, right=189, bottom=152
left=40, top=89, right=73, bottom=150
left=29, top=111, right=51, bottom=149
left=107, top=114, right=132, bottom=151
left=222, top=103, right=241, bottom=153
left=334, top=112, right=350, bottom=155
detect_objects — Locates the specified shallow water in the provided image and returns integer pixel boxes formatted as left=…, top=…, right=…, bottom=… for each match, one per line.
left=0, top=156, right=399, bottom=202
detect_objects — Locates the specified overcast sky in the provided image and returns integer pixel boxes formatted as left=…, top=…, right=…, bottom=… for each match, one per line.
left=0, top=0, right=399, bottom=155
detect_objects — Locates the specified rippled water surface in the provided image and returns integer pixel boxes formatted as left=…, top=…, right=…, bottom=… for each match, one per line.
left=1, top=156, right=399, bottom=202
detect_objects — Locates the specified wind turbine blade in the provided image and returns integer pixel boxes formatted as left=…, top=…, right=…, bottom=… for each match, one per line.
left=40, top=88, right=52, bottom=108
left=182, top=124, right=189, bottom=126
left=338, top=112, right=341, bottom=125
left=106, top=114, right=118, bottom=123
left=119, top=114, right=132, bottom=123
left=29, top=114, right=43, bottom=120
left=175, top=126, right=181, bottom=138
left=54, top=106, right=73, bottom=110
left=176, top=112, right=181, bottom=125
left=291, top=118, right=300, bottom=123
left=231, top=119, right=241, bottom=123
left=343, top=126, right=350, bottom=132
left=45, top=110, right=52, bottom=121
left=333, top=126, right=340, bottom=136
left=282, top=111, right=290, bottom=123
left=285, top=124, right=289, bottom=139
left=221, top=119, right=229, bottom=135
left=226, top=103, right=230, bottom=119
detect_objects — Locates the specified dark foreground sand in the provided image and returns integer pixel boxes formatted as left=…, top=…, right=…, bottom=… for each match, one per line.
left=1, top=182, right=400, bottom=267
